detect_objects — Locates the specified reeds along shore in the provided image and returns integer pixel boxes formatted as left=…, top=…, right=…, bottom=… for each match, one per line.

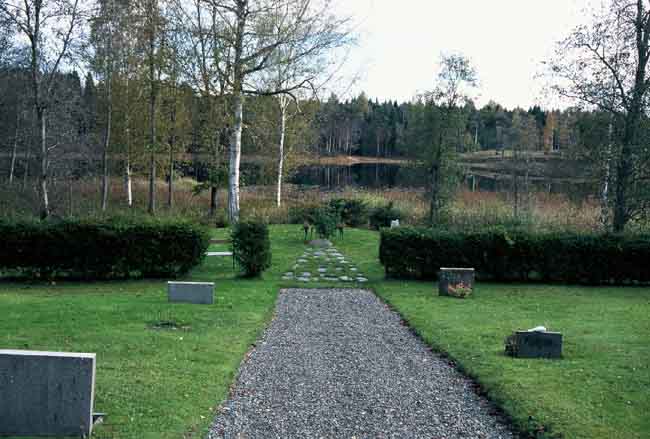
left=0, top=176, right=609, bottom=232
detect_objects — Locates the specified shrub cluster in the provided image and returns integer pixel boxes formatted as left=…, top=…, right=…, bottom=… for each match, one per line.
left=328, top=198, right=369, bottom=227
left=0, top=218, right=210, bottom=279
left=231, top=220, right=271, bottom=277
left=369, top=201, right=402, bottom=230
left=379, top=227, right=650, bottom=285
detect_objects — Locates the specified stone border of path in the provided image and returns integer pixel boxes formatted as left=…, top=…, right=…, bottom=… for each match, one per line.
left=209, top=288, right=515, bottom=439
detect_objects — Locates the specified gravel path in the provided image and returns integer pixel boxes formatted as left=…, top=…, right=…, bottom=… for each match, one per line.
left=208, top=289, right=514, bottom=439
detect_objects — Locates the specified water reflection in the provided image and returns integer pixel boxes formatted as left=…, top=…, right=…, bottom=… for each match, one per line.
left=291, top=163, right=597, bottom=198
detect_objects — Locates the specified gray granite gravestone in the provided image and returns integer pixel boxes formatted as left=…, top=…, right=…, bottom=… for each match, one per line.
left=0, top=350, right=96, bottom=437
left=511, top=330, right=563, bottom=358
left=438, top=267, right=475, bottom=298
left=168, top=281, right=214, bottom=304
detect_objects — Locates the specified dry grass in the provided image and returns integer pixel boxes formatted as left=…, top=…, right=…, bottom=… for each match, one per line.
left=0, top=175, right=605, bottom=232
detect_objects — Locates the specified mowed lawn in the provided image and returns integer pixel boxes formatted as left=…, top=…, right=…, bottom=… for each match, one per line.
left=1, top=226, right=649, bottom=438
left=0, top=226, right=303, bottom=439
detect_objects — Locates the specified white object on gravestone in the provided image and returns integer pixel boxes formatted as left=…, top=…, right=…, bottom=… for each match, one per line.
left=390, top=219, right=400, bottom=228
left=528, top=326, right=547, bottom=332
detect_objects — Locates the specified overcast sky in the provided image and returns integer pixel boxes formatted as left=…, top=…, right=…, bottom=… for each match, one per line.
left=332, top=0, right=594, bottom=109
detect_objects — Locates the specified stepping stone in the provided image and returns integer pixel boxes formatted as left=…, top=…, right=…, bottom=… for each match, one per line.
left=206, top=251, right=233, bottom=257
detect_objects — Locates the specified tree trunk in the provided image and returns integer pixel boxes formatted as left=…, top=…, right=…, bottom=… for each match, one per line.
left=125, top=119, right=133, bottom=207
left=38, top=107, right=49, bottom=219
left=276, top=100, right=287, bottom=208
left=23, top=141, right=30, bottom=190
left=9, top=111, right=20, bottom=184
left=600, top=120, right=613, bottom=229
left=168, top=146, right=174, bottom=208
left=125, top=157, right=133, bottom=207
left=147, top=0, right=157, bottom=215
left=101, top=78, right=112, bottom=211
left=228, top=91, right=243, bottom=222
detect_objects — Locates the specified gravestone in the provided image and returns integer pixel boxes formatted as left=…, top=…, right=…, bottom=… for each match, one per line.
left=0, top=350, right=96, bottom=437
left=438, top=268, right=475, bottom=298
left=506, top=329, right=563, bottom=359
left=168, top=281, right=214, bottom=304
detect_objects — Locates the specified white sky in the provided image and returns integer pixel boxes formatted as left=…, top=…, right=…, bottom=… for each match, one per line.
left=332, top=0, right=595, bottom=109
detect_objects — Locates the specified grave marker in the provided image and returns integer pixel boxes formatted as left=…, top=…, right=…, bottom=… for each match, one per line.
left=0, top=350, right=96, bottom=437
left=168, top=281, right=214, bottom=304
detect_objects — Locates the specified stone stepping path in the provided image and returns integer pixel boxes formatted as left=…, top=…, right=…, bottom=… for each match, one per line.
left=208, top=289, right=514, bottom=438
left=282, top=244, right=368, bottom=283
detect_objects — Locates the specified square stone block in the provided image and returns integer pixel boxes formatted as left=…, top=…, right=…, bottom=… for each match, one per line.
left=438, top=268, right=475, bottom=298
left=0, top=350, right=96, bottom=437
left=168, top=281, right=214, bottom=304
left=513, top=331, right=563, bottom=358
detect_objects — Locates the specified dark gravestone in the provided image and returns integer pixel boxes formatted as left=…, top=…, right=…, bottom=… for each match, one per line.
left=438, top=268, right=475, bottom=298
left=509, top=331, right=563, bottom=359
left=0, top=350, right=96, bottom=437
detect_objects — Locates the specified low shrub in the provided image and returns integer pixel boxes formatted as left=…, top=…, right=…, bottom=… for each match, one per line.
left=369, top=202, right=402, bottom=230
left=328, top=198, right=369, bottom=227
left=231, top=220, right=271, bottom=277
left=0, top=217, right=210, bottom=279
left=379, top=227, right=650, bottom=285
left=287, top=204, right=321, bottom=224
left=313, top=207, right=339, bottom=239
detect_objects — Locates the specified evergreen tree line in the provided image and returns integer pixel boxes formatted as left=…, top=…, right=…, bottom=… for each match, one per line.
left=314, top=94, right=587, bottom=158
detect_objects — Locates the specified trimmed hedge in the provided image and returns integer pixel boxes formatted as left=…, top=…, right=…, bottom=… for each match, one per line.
left=231, top=220, right=271, bottom=277
left=0, top=218, right=210, bottom=279
left=380, top=227, right=650, bottom=285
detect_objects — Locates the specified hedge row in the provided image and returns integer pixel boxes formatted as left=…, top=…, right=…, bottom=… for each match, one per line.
left=0, top=218, right=210, bottom=279
left=379, top=227, right=650, bottom=285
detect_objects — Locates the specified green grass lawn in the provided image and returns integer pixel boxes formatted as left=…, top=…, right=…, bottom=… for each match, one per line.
left=0, top=225, right=305, bottom=439
left=1, top=226, right=649, bottom=439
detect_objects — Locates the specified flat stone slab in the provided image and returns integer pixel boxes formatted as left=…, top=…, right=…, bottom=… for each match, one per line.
left=0, top=350, right=96, bottom=437
left=168, top=281, right=214, bottom=305
left=206, top=252, right=233, bottom=257
left=509, top=331, right=563, bottom=359
left=439, top=267, right=475, bottom=298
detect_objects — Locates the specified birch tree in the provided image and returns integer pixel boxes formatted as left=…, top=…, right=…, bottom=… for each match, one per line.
left=208, top=0, right=351, bottom=221
left=549, top=0, right=650, bottom=231
left=1, top=0, right=85, bottom=218
left=255, top=5, right=351, bottom=208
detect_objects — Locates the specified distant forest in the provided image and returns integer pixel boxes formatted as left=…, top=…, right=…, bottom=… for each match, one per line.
left=1, top=67, right=595, bottom=174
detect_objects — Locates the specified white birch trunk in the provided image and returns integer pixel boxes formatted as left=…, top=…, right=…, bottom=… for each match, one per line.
left=38, top=108, right=49, bottom=218
left=276, top=98, right=287, bottom=208
left=228, top=92, right=243, bottom=222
